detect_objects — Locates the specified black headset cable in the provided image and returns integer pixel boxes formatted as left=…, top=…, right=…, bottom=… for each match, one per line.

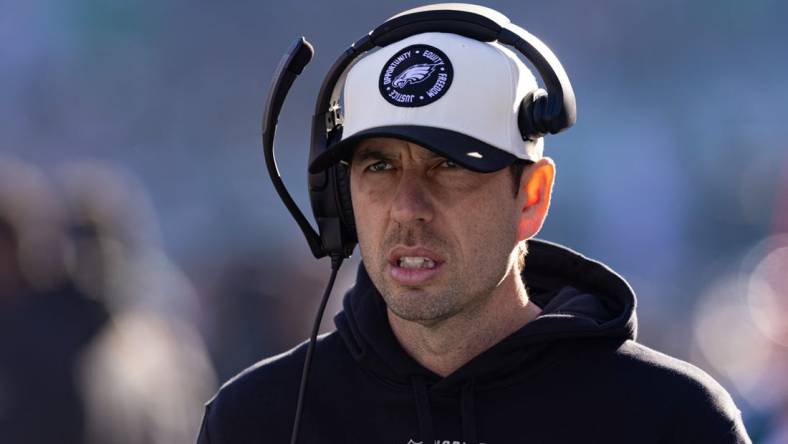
left=289, top=253, right=344, bottom=444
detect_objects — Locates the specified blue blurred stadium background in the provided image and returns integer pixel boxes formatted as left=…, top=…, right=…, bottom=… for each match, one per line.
left=1, top=1, right=786, bottom=442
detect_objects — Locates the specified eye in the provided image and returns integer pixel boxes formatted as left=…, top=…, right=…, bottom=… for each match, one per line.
left=367, top=160, right=393, bottom=172
left=439, top=159, right=460, bottom=169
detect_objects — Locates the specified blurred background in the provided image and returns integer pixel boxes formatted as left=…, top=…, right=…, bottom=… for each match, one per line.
left=1, top=0, right=786, bottom=442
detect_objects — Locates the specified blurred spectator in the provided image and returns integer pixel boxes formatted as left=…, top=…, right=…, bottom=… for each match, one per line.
left=0, top=155, right=68, bottom=297
left=0, top=158, right=217, bottom=444
left=692, top=233, right=788, bottom=442
left=56, top=161, right=217, bottom=444
left=0, top=156, right=108, bottom=444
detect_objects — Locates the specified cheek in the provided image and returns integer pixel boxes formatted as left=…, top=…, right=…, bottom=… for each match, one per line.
left=350, top=180, right=386, bottom=253
left=446, top=188, right=520, bottom=260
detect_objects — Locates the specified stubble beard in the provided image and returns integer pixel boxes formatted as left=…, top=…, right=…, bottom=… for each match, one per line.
left=361, top=224, right=493, bottom=325
left=380, top=276, right=466, bottom=324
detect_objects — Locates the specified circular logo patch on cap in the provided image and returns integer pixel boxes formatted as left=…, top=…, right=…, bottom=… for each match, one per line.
left=378, top=44, right=453, bottom=108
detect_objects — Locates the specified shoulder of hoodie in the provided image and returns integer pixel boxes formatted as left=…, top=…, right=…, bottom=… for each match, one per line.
left=609, top=339, right=750, bottom=442
left=197, top=331, right=349, bottom=443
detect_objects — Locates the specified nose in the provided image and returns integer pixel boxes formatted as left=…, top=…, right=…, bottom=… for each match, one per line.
left=390, top=171, right=434, bottom=225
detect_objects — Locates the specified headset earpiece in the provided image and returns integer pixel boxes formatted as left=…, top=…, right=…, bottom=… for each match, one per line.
left=333, top=162, right=356, bottom=242
left=518, top=88, right=549, bottom=141
left=326, top=126, right=356, bottom=245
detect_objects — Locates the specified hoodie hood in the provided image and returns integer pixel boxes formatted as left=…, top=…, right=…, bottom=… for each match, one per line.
left=334, top=239, right=638, bottom=443
left=334, top=238, right=637, bottom=388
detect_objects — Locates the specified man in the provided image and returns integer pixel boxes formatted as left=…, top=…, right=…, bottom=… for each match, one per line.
left=197, top=8, right=751, bottom=444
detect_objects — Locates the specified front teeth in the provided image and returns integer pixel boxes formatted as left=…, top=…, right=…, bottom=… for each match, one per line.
left=398, top=256, right=436, bottom=269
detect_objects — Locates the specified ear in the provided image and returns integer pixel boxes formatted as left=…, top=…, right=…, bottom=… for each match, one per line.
left=516, top=157, right=555, bottom=241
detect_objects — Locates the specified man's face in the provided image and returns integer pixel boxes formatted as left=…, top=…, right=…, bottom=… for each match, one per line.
left=349, top=137, right=524, bottom=325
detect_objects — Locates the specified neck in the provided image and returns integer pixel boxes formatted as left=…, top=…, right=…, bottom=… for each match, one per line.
left=387, top=267, right=542, bottom=377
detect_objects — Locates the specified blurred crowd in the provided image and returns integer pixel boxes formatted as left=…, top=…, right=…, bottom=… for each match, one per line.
left=0, top=156, right=214, bottom=443
left=0, top=157, right=331, bottom=443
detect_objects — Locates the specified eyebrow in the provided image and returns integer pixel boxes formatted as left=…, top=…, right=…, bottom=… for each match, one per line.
left=352, top=147, right=395, bottom=164
left=353, top=145, right=446, bottom=164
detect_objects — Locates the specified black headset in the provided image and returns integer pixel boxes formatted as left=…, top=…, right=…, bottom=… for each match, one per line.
left=262, top=5, right=576, bottom=442
left=263, top=3, right=576, bottom=263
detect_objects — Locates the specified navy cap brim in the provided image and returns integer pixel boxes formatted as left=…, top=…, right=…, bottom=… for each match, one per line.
left=308, top=125, right=522, bottom=174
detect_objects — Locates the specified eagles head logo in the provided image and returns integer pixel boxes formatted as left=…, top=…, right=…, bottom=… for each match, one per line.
left=379, top=44, right=453, bottom=108
left=392, top=63, right=442, bottom=88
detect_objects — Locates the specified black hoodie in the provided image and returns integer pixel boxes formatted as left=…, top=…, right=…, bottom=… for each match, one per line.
left=197, top=240, right=751, bottom=443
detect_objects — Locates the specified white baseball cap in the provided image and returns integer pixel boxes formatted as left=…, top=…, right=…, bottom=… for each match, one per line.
left=309, top=31, right=544, bottom=173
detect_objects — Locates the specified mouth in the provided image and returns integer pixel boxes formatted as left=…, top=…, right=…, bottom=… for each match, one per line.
left=387, top=247, right=444, bottom=286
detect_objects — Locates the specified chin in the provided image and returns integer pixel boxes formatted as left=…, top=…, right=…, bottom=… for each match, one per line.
left=383, top=288, right=459, bottom=324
